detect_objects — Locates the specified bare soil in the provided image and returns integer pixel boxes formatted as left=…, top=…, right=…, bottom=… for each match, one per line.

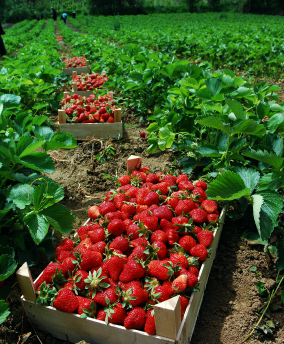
left=1, top=25, right=284, bottom=344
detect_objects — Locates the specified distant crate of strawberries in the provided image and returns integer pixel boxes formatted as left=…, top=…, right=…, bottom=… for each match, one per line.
left=17, top=158, right=226, bottom=344
left=62, top=56, right=91, bottom=76
left=73, top=72, right=108, bottom=91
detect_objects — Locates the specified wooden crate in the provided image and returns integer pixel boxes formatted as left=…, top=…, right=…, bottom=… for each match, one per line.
left=62, top=62, right=91, bottom=76
left=70, top=71, right=108, bottom=97
left=17, top=205, right=226, bottom=344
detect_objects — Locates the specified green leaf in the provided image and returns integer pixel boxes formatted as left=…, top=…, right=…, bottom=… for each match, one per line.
left=196, top=87, right=212, bottom=100
left=276, top=237, right=284, bottom=271
left=23, top=211, right=49, bottom=245
left=250, top=266, right=257, bottom=272
left=16, top=152, right=55, bottom=173
left=267, top=113, right=284, bottom=133
left=256, top=281, right=267, bottom=297
left=0, top=300, right=10, bottom=325
left=206, top=171, right=250, bottom=201
left=33, top=126, right=54, bottom=141
left=234, top=167, right=260, bottom=194
left=38, top=181, right=65, bottom=209
left=196, top=116, right=231, bottom=135
left=0, top=94, right=21, bottom=109
left=158, top=135, right=175, bottom=151
left=205, top=78, right=222, bottom=97
left=46, top=132, right=77, bottom=151
left=0, top=252, right=17, bottom=281
left=252, top=194, right=263, bottom=236
left=196, top=144, right=221, bottom=157
left=256, top=101, right=270, bottom=120
left=41, top=204, right=73, bottom=234
left=257, top=173, right=284, bottom=191
left=147, top=123, right=159, bottom=133
left=226, top=98, right=244, bottom=119
left=243, top=149, right=283, bottom=170
left=17, top=137, right=44, bottom=158
left=8, top=184, right=33, bottom=209
left=258, top=190, right=283, bottom=230
left=232, top=119, right=266, bottom=137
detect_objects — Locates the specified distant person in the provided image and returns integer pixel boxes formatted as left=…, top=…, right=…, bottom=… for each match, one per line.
left=61, top=13, right=68, bottom=24
left=0, top=23, right=7, bottom=56
left=51, top=7, right=57, bottom=22
left=138, top=3, right=142, bottom=14
left=71, top=12, right=76, bottom=19
left=37, top=14, right=43, bottom=21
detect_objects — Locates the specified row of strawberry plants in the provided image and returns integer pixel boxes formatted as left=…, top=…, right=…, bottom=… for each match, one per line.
left=57, top=20, right=284, bottom=269
left=0, top=20, right=78, bottom=322
left=72, top=13, right=284, bottom=78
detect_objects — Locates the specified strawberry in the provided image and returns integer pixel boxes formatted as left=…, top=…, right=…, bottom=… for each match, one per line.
left=90, top=241, right=107, bottom=254
left=160, top=218, right=174, bottom=231
left=125, top=186, right=139, bottom=197
left=94, top=286, right=119, bottom=306
left=140, top=131, right=146, bottom=138
left=40, top=262, right=66, bottom=284
left=166, top=196, right=179, bottom=209
left=153, top=205, right=173, bottom=221
left=132, top=170, right=147, bottom=182
left=136, top=188, right=150, bottom=205
left=162, top=174, right=177, bottom=187
left=178, top=180, right=194, bottom=191
left=62, top=256, right=77, bottom=275
left=154, top=284, right=173, bottom=302
left=197, top=230, right=214, bottom=247
left=105, top=302, right=126, bottom=325
left=105, top=211, right=122, bottom=221
left=128, top=246, right=148, bottom=261
left=180, top=268, right=199, bottom=289
left=192, top=187, right=207, bottom=202
left=118, top=280, right=142, bottom=291
left=99, top=202, right=117, bottom=215
left=123, top=285, right=148, bottom=307
left=175, top=199, right=195, bottom=216
left=77, top=225, right=92, bottom=240
left=180, top=295, right=189, bottom=319
left=172, top=274, right=187, bottom=292
left=126, top=223, right=140, bottom=240
left=74, top=269, right=89, bottom=291
left=129, top=236, right=149, bottom=249
left=172, top=216, right=189, bottom=231
left=109, top=236, right=129, bottom=253
left=207, top=213, right=218, bottom=223
left=166, top=228, right=180, bottom=246
left=124, top=307, right=146, bottom=330
left=144, top=191, right=160, bottom=206
left=88, top=227, right=106, bottom=244
left=78, top=237, right=93, bottom=249
left=56, top=238, right=74, bottom=252
left=151, top=182, right=169, bottom=195
left=114, top=193, right=127, bottom=209
left=55, top=250, right=72, bottom=263
left=88, top=205, right=100, bottom=219
left=179, top=235, right=197, bottom=253
left=73, top=247, right=103, bottom=270
left=146, top=173, right=159, bottom=184
left=144, top=309, right=156, bottom=335
left=176, top=174, right=189, bottom=183
left=190, top=244, right=208, bottom=261
left=142, top=216, right=159, bottom=232
left=150, top=230, right=167, bottom=244
left=107, top=255, right=126, bottom=281
left=147, top=260, right=174, bottom=281
left=188, top=265, right=199, bottom=277
left=195, top=180, right=207, bottom=191
left=121, top=202, right=136, bottom=215
left=119, top=259, right=145, bottom=282
left=107, top=219, right=125, bottom=236
left=170, top=253, right=188, bottom=270
left=140, top=166, right=151, bottom=173
left=190, top=208, right=207, bottom=224
left=192, top=226, right=203, bottom=235
left=152, top=241, right=167, bottom=260
left=53, top=289, right=78, bottom=313
left=77, top=296, right=96, bottom=317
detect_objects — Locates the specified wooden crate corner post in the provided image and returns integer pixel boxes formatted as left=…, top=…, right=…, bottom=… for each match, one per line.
left=58, top=109, right=66, bottom=124
left=114, top=108, right=121, bottom=123
left=72, top=82, right=78, bottom=91
left=63, top=91, right=69, bottom=98
left=127, top=155, right=142, bottom=173
left=154, top=295, right=181, bottom=340
left=107, top=91, right=113, bottom=100
left=72, top=71, right=77, bottom=77
left=16, top=262, right=36, bottom=302
left=86, top=60, right=90, bottom=66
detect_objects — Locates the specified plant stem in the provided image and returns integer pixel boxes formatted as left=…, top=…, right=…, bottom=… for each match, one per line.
left=243, top=274, right=284, bottom=342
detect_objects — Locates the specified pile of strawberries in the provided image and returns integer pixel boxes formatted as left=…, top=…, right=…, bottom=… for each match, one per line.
left=63, top=56, right=87, bottom=68
left=61, top=93, right=116, bottom=123
left=72, top=72, right=109, bottom=91
left=36, top=167, right=220, bottom=335
left=56, top=36, right=63, bottom=41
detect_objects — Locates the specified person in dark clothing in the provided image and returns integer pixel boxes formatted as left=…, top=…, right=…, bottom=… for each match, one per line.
left=71, top=12, right=76, bottom=19
left=0, top=23, right=7, bottom=56
left=51, top=8, right=57, bottom=22
left=37, top=14, right=43, bottom=21
left=60, top=13, right=68, bottom=24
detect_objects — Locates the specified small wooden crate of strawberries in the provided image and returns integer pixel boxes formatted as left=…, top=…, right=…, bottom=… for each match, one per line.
left=71, top=70, right=109, bottom=97
left=17, top=156, right=226, bottom=344
left=58, top=91, right=123, bottom=140
left=62, top=56, right=91, bottom=76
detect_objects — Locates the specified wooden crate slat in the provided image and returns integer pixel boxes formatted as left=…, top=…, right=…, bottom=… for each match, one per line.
left=58, top=122, right=123, bottom=140
left=71, top=89, right=95, bottom=97
left=62, top=66, right=91, bottom=76
left=22, top=298, right=175, bottom=344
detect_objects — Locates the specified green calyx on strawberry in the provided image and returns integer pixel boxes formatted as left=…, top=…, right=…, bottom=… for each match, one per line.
left=51, top=268, right=67, bottom=289
left=79, top=299, right=96, bottom=319
left=84, top=267, right=110, bottom=297
left=35, top=282, right=57, bottom=306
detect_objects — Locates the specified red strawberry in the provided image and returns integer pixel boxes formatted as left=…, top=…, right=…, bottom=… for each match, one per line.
left=150, top=230, right=167, bottom=244
left=109, top=236, right=129, bottom=253
left=78, top=237, right=93, bottom=249
left=197, top=230, right=214, bottom=247
left=175, top=199, right=195, bottom=216
left=123, top=285, right=148, bottom=307
left=145, top=309, right=156, bottom=335
left=77, top=225, right=91, bottom=240
left=40, top=262, right=66, bottom=284
left=77, top=296, right=96, bottom=317
left=136, top=188, right=150, bottom=205
left=90, top=241, right=107, bottom=254
left=166, top=196, right=179, bottom=209
left=107, top=219, right=125, bottom=236
left=62, top=257, right=77, bottom=275
left=190, top=208, right=207, bottom=224
left=105, top=211, right=122, bottom=221
left=125, top=186, right=139, bottom=197
left=195, top=180, right=207, bottom=191
left=166, top=228, right=180, bottom=246
left=152, top=241, right=167, bottom=260
left=154, top=284, right=173, bottom=302
left=56, top=238, right=74, bottom=252
left=176, top=174, right=189, bottom=183
left=99, top=202, right=117, bottom=215
left=124, top=307, right=146, bottom=330
left=172, top=216, right=189, bottom=231
left=54, top=289, right=78, bottom=313
left=119, top=259, right=145, bottom=282
left=192, top=226, right=203, bottom=235
left=128, top=246, right=148, bottom=261
left=179, top=235, right=197, bottom=254
left=55, top=250, right=72, bottom=263
left=88, top=205, right=100, bottom=219
left=151, top=182, right=169, bottom=195
left=142, top=216, right=159, bottom=232
left=153, top=205, right=173, bottom=221
left=107, top=255, right=126, bottom=281
left=178, top=180, right=194, bottom=191
left=180, top=295, right=189, bottom=319
left=114, top=193, right=127, bottom=209
left=94, top=287, right=119, bottom=306
left=129, top=236, right=149, bottom=249
left=140, top=166, right=151, bottom=173
left=105, top=302, right=126, bottom=324
left=132, top=170, right=147, bottom=183
left=147, top=260, right=173, bottom=280
left=144, top=192, right=160, bottom=206
left=172, top=274, right=187, bottom=292
left=146, top=173, right=159, bottom=184
left=126, top=223, right=140, bottom=240
left=188, top=265, right=199, bottom=277
left=207, top=213, right=218, bottom=223
left=88, top=227, right=106, bottom=244
left=140, top=131, right=146, bottom=138
left=180, top=268, right=199, bottom=289
left=170, top=253, right=188, bottom=270
left=160, top=218, right=174, bottom=231
left=190, top=244, right=208, bottom=261
left=121, top=202, right=136, bottom=215
left=192, top=187, right=207, bottom=202
left=74, top=269, right=89, bottom=291
left=162, top=174, right=177, bottom=187
left=73, top=247, right=102, bottom=270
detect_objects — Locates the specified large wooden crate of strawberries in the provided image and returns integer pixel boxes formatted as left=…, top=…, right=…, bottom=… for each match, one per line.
left=17, top=156, right=226, bottom=344
left=58, top=91, right=123, bottom=140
